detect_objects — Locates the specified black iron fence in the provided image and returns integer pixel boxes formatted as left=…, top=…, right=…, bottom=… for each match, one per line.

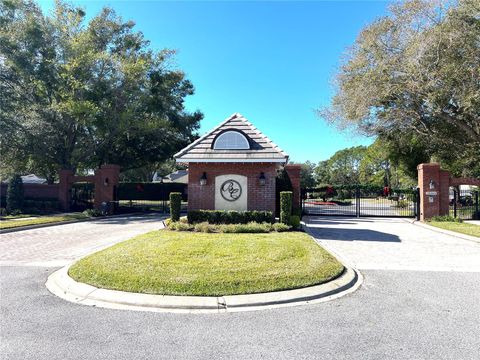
left=114, top=182, right=188, bottom=214
left=450, top=188, right=479, bottom=220
left=302, top=185, right=419, bottom=218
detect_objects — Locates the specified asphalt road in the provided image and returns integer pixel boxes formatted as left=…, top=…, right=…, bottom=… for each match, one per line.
left=1, top=216, right=480, bottom=360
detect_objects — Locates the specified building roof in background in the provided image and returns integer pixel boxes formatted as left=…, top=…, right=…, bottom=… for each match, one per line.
left=159, top=169, right=188, bottom=184
left=21, top=174, right=47, bottom=184
left=174, top=113, right=289, bottom=163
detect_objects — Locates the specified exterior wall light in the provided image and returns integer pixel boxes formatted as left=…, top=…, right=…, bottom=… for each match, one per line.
left=104, top=177, right=109, bottom=186
left=200, top=172, right=207, bottom=186
left=429, top=180, right=435, bottom=189
left=259, top=172, right=266, bottom=186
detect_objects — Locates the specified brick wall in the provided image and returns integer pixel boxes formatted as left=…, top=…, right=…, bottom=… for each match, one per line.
left=188, top=162, right=278, bottom=213
left=1, top=183, right=59, bottom=200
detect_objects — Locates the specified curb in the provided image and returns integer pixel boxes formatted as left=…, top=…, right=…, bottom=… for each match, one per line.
left=412, top=220, right=480, bottom=244
left=0, top=212, right=156, bottom=234
left=46, top=263, right=362, bottom=314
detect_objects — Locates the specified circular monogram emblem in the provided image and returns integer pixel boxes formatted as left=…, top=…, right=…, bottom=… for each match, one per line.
left=220, top=180, right=242, bottom=202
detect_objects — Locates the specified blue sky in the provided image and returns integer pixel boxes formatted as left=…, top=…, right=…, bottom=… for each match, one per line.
left=39, top=0, right=391, bottom=163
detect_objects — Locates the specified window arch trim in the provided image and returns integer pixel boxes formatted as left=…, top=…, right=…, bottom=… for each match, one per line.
left=212, top=130, right=251, bottom=150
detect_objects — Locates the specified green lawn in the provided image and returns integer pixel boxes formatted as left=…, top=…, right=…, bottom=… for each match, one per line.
left=428, top=221, right=480, bottom=238
left=69, top=230, right=344, bottom=296
left=0, top=213, right=88, bottom=230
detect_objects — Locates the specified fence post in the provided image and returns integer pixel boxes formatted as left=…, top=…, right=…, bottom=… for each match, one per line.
left=453, top=189, right=457, bottom=218
left=416, top=187, right=421, bottom=221
left=356, top=186, right=360, bottom=218
left=475, top=191, right=479, bottom=220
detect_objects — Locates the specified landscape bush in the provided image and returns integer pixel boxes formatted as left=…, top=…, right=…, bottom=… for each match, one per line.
left=82, top=209, right=102, bottom=217
left=271, top=222, right=291, bottom=232
left=280, top=191, right=292, bottom=225
left=430, top=215, right=462, bottom=222
left=168, top=221, right=194, bottom=231
left=23, top=199, right=60, bottom=212
left=290, top=215, right=301, bottom=229
left=167, top=221, right=291, bottom=233
left=169, top=192, right=182, bottom=222
left=6, top=175, right=24, bottom=213
left=187, top=210, right=273, bottom=224
left=394, top=199, right=410, bottom=208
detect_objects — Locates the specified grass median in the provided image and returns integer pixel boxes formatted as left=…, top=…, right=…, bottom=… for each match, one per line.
left=428, top=221, right=480, bottom=238
left=0, top=213, right=88, bottom=230
left=69, top=230, right=344, bottom=296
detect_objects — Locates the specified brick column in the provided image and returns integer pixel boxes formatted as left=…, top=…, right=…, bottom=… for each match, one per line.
left=285, top=164, right=302, bottom=213
left=58, top=169, right=74, bottom=211
left=94, top=164, right=120, bottom=213
left=417, top=163, right=449, bottom=221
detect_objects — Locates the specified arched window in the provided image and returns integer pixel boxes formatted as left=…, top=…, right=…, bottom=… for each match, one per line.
left=213, top=131, right=250, bottom=150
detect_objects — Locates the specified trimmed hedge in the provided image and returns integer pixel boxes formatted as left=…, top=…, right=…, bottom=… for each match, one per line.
left=290, top=215, right=301, bottom=229
left=187, top=210, right=273, bottom=224
left=280, top=191, right=292, bottom=225
left=169, top=192, right=182, bottom=222
left=23, top=199, right=60, bottom=212
left=168, top=221, right=291, bottom=233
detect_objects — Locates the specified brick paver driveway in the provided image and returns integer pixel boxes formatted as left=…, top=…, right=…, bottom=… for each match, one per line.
left=2, top=214, right=480, bottom=360
left=305, top=216, right=480, bottom=272
left=0, top=214, right=165, bottom=266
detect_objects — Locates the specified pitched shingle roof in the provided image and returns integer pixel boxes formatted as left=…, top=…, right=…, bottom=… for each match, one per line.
left=174, top=113, right=289, bottom=163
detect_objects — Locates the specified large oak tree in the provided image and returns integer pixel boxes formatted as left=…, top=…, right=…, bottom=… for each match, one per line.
left=0, top=0, right=202, bottom=182
left=320, top=0, right=480, bottom=177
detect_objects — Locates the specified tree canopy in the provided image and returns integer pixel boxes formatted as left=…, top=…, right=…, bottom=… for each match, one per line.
left=320, top=0, right=480, bottom=177
left=0, top=0, right=202, bottom=182
left=297, top=143, right=417, bottom=188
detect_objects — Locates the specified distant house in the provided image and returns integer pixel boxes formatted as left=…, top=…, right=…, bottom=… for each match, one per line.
left=153, top=169, right=188, bottom=184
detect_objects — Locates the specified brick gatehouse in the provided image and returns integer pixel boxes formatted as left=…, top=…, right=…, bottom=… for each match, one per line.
left=174, top=113, right=300, bottom=213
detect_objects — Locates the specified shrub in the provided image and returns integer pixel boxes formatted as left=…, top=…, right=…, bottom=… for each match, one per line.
left=290, top=215, right=301, bottom=229
left=394, top=199, right=409, bottom=208
left=169, top=192, right=182, bottom=222
left=23, top=199, right=61, bottom=212
left=272, top=222, right=291, bottom=232
left=83, top=208, right=102, bottom=217
left=194, top=222, right=217, bottom=233
left=280, top=191, right=292, bottom=225
left=229, top=222, right=271, bottom=233
left=0, top=208, right=6, bottom=216
left=167, top=221, right=286, bottom=233
left=168, top=221, right=194, bottom=231
left=335, top=189, right=349, bottom=200
left=430, top=215, right=462, bottom=223
left=6, top=174, right=24, bottom=213
left=187, top=210, right=273, bottom=224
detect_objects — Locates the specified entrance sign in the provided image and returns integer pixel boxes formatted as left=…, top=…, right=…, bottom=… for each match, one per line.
left=220, top=180, right=242, bottom=202
left=215, top=174, right=247, bottom=211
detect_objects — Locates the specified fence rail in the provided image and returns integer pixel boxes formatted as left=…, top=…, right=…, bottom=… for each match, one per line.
left=302, top=186, right=419, bottom=218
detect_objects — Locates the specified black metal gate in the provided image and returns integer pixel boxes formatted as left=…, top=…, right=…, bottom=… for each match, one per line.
left=302, top=185, right=419, bottom=218
left=450, top=188, right=479, bottom=220
left=114, top=182, right=188, bottom=214
left=70, top=182, right=95, bottom=211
